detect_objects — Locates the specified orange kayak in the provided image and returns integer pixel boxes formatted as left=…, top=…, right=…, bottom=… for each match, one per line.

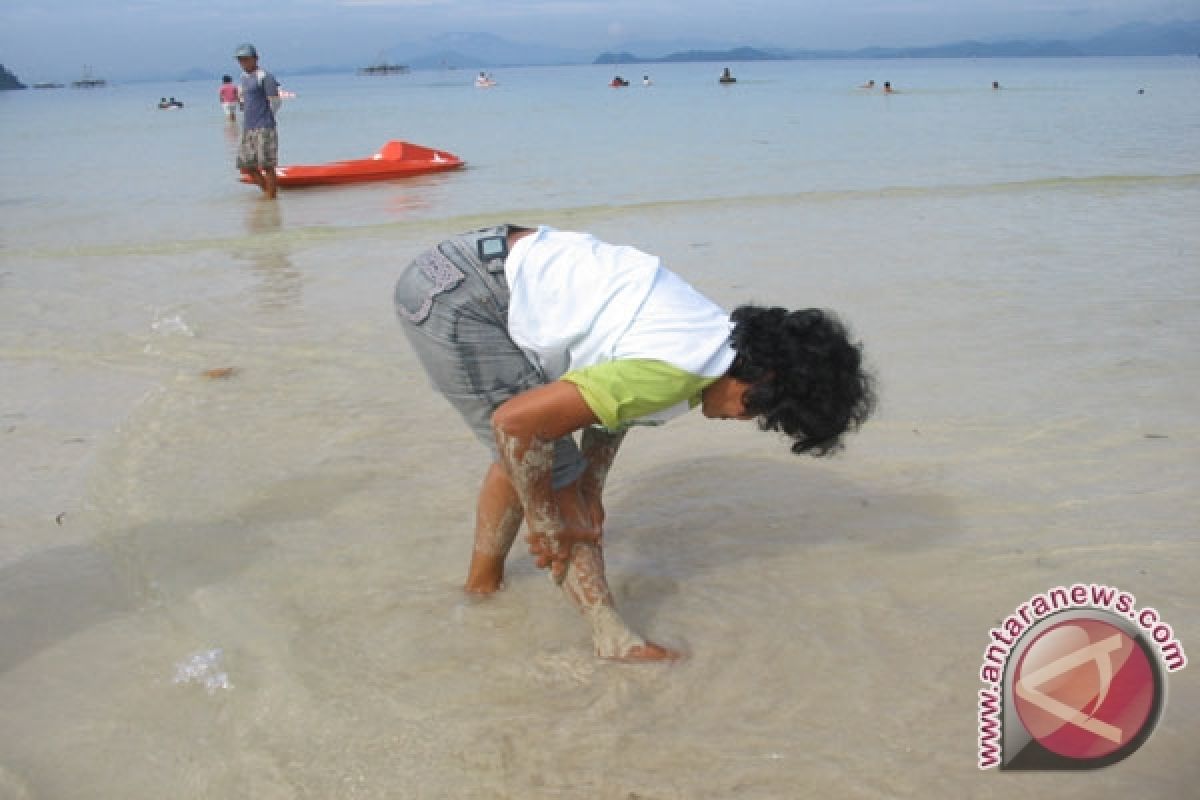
left=241, top=140, right=464, bottom=187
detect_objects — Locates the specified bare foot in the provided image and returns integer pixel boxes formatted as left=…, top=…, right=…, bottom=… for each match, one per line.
left=603, top=641, right=684, bottom=663
left=464, top=556, right=505, bottom=595
left=463, top=575, right=504, bottom=596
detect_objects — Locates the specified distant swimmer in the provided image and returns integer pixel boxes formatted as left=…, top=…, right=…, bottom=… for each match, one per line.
left=883, top=81, right=895, bottom=94
left=219, top=75, right=238, bottom=120
left=719, top=67, right=736, bottom=84
left=475, top=71, right=496, bottom=88
left=610, top=75, right=629, bottom=87
left=158, top=97, right=170, bottom=109
left=393, top=224, right=875, bottom=662
left=992, top=81, right=1001, bottom=90
left=860, top=79, right=875, bottom=89
left=643, top=74, right=652, bottom=86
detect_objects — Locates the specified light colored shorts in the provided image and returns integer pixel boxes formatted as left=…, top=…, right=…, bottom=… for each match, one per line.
left=222, top=102, right=237, bottom=116
left=395, top=226, right=587, bottom=489
left=237, top=127, right=278, bottom=170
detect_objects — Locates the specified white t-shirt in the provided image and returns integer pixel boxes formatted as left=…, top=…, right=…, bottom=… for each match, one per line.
left=505, top=227, right=735, bottom=425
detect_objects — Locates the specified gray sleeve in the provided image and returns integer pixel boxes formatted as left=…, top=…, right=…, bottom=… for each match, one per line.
left=263, top=72, right=280, bottom=97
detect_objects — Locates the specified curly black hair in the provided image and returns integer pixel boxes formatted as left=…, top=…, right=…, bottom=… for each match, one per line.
left=728, top=305, right=876, bottom=456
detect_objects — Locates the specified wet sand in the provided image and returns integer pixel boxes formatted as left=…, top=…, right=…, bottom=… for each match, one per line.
left=1, top=179, right=1198, bottom=797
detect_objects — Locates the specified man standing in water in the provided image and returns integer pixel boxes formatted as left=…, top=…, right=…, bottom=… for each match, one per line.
left=395, top=225, right=875, bottom=662
left=234, top=43, right=280, bottom=199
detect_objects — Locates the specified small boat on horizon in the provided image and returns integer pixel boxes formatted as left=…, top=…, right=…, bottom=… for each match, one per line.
left=358, top=58, right=409, bottom=75
left=71, top=66, right=107, bottom=88
left=239, top=140, right=464, bottom=188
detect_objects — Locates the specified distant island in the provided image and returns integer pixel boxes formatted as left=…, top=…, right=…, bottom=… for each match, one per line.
left=598, top=47, right=775, bottom=65
left=21, top=18, right=1198, bottom=84
left=1, top=64, right=27, bottom=90
left=596, top=20, right=1200, bottom=64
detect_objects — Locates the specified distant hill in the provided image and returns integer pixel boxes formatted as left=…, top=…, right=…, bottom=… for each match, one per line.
left=404, top=50, right=486, bottom=71
left=597, top=47, right=776, bottom=65
left=394, top=32, right=590, bottom=69
left=596, top=19, right=1200, bottom=64
left=177, top=67, right=219, bottom=82
left=98, top=18, right=1200, bottom=83
left=1, top=64, right=27, bottom=90
left=1080, top=20, right=1200, bottom=55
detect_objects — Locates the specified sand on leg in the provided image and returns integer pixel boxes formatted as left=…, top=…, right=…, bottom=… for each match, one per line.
left=464, top=461, right=524, bottom=595
left=560, top=540, right=679, bottom=661
left=551, top=475, right=681, bottom=662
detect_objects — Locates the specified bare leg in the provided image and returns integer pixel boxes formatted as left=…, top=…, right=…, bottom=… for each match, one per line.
left=242, top=168, right=266, bottom=191
left=560, top=542, right=679, bottom=661
left=491, top=411, right=678, bottom=663
left=263, top=167, right=277, bottom=199
left=556, top=485, right=680, bottom=662
left=464, top=462, right=523, bottom=595
left=578, top=427, right=624, bottom=530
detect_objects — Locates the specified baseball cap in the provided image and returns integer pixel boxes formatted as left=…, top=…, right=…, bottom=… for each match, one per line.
left=235, top=43, right=258, bottom=59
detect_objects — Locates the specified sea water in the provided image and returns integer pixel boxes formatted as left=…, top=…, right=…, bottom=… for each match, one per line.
left=1, top=58, right=1198, bottom=798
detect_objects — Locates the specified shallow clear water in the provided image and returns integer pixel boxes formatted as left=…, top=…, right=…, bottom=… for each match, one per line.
left=3, top=57, right=1197, bottom=250
left=1, top=58, right=1198, bottom=798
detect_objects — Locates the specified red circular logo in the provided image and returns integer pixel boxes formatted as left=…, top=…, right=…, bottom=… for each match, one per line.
left=1012, top=617, right=1156, bottom=760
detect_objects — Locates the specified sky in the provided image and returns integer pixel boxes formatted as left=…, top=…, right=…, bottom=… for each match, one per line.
left=2, top=0, right=1196, bottom=81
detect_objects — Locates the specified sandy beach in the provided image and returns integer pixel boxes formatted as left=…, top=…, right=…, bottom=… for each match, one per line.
left=2, top=59, right=1199, bottom=797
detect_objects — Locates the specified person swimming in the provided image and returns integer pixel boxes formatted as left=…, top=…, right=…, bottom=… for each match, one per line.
left=860, top=79, right=875, bottom=89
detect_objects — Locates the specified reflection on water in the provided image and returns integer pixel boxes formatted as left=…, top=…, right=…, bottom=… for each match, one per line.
left=238, top=203, right=302, bottom=311
left=378, top=170, right=461, bottom=217
left=222, top=118, right=241, bottom=175
left=384, top=188, right=432, bottom=216
left=245, top=200, right=282, bottom=236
